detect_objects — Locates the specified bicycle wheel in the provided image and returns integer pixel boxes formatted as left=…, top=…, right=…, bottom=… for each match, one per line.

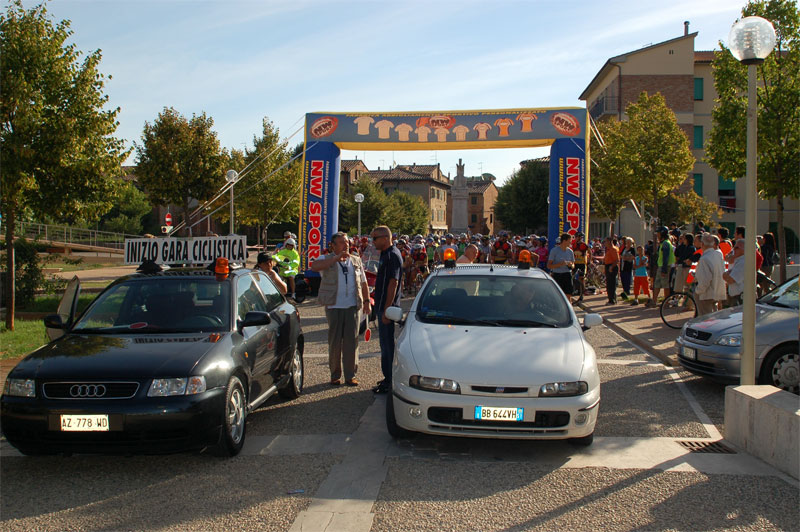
left=660, top=292, right=697, bottom=329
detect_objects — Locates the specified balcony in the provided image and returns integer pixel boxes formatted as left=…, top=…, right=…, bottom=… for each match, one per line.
left=589, top=95, right=619, bottom=120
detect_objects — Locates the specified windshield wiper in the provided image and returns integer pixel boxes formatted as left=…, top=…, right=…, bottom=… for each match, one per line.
left=420, top=315, right=500, bottom=326
left=492, top=319, right=559, bottom=328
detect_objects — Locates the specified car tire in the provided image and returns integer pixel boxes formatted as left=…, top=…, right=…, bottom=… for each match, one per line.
left=385, top=394, right=414, bottom=439
left=278, top=346, right=304, bottom=400
left=758, top=344, right=799, bottom=394
left=568, top=432, right=594, bottom=446
left=213, top=375, right=247, bottom=457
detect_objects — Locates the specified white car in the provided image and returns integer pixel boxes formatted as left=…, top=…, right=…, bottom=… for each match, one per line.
left=385, top=260, right=603, bottom=446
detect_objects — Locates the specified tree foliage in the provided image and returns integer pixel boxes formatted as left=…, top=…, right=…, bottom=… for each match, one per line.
left=1, top=1, right=128, bottom=329
left=388, top=191, right=430, bottom=235
left=214, top=119, right=301, bottom=239
left=494, top=160, right=549, bottom=234
left=338, top=178, right=429, bottom=236
left=707, top=0, right=799, bottom=281
left=135, top=107, right=225, bottom=235
left=589, top=118, right=635, bottom=221
left=98, top=180, right=152, bottom=235
left=656, top=190, right=723, bottom=228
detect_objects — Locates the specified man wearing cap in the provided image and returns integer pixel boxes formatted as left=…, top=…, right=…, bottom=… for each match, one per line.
left=275, top=238, right=300, bottom=299
left=312, top=232, right=370, bottom=386
left=256, top=252, right=287, bottom=294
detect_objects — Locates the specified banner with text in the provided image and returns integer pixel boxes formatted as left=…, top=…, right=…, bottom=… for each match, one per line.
left=124, top=235, right=247, bottom=265
left=298, top=141, right=341, bottom=275
left=548, top=138, right=587, bottom=250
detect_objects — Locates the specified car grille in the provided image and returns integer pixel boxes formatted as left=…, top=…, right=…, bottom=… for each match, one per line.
left=42, top=382, right=140, bottom=400
left=685, top=328, right=712, bottom=341
left=428, top=407, right=569, bottom=428
left=470, top=386, right=529, bottom=394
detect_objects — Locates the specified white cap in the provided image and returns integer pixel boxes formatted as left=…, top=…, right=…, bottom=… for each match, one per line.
left=286, top=238, right=296, bottom=246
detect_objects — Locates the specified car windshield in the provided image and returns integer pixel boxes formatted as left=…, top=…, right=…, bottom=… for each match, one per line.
left=73, top=278, right=231, bottom=333
left=758, top=276, right=798, bottom=310
left=416, top=275, right=571, bottom=327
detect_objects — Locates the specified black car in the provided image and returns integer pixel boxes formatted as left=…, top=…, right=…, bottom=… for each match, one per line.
left=1, top=259, right=304, bottom=456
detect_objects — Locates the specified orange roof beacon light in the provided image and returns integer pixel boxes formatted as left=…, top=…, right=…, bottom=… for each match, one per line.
left=443, top=248, right=457, bottom=268
left=214, top=257, right=230, bottom=276
left=518, top=250, right=532, bottom=270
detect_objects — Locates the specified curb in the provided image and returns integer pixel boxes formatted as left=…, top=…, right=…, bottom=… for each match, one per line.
left=578, top=301, right=677, bottom=367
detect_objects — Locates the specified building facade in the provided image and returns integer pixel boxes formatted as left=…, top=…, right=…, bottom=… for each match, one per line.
left=446, top=170, right=499, bottom=236
left=579, top=24, right=799, bottom=251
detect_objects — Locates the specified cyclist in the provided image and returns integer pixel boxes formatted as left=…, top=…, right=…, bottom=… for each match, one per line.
left=435, top=234, right=457, bottom=263
left=491, top=231, right=512, bottom=264
left=477, top=235, right=492, bottom=263
left=533, top=236, right=549, bottom=270
left=408, top=243, right=429, bottom=290
left=572, top=232, right=591, bottom=302
left=425, top=238, right=436, bottom=268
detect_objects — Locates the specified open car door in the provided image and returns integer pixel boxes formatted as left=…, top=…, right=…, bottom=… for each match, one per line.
left=46, top=276, right=81, bottom=341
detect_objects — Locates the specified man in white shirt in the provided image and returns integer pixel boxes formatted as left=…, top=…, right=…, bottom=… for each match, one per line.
left=694, top=234, right=727, bottom=316
left=311, top=233, right=370, bottom=386
left=723, top=238, right=746, bottom=307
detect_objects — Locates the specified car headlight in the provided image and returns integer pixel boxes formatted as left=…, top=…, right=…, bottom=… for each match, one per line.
left=409, top=375, right=460, bottom=394
left=716, top=334, right=742, bottom=347
left=3, top=378, right=36, bottom=398
left=539, top=381, right=588, bottom=397
left=148, top=376, right=206, bottom=397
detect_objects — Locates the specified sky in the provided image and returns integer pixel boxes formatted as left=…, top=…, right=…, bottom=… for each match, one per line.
left=19, top=0, right=743, bottom=185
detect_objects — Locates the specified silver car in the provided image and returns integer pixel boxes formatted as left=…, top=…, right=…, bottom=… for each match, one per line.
left=676, top=276, right=799, bottom=393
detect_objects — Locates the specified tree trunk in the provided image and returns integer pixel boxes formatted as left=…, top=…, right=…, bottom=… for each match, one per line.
left=777, top=196, right=786, bottom=284
left=4, top=207, right=15, bottom=331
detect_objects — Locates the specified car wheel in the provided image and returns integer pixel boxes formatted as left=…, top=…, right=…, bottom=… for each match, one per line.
left=758, top=344, right=799, bottom=394
left=278, top=346, right=304, bottom=399
left=213, top=375, right=247, bottom=456
left=385, top=394, right=414, bottom=439
left=568, top=432, right=594, bottom=446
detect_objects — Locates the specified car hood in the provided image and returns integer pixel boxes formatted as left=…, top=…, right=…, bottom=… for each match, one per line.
left=687, top=303, right=793, bottom=336
left=13, top=333, right=222, bottom=380
left=407, top=320, right=586, bottom=386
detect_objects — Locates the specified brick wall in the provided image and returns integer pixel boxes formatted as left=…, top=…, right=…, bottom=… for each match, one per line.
left=621, top=75, right=694, bottom=113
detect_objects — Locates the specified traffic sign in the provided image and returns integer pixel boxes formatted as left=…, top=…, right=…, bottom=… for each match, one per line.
left=165, top=213, right=173, bottom=226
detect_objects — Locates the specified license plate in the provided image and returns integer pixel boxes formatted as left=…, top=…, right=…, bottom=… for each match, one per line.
left=681, top=346, right=697, bottom=360
left=60, top=414, right=109, bottom=432
left=474, top=406, right=523, bottom=422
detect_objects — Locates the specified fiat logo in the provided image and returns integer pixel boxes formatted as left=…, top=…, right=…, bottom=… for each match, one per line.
left=69, top=384, right=106, bottom=398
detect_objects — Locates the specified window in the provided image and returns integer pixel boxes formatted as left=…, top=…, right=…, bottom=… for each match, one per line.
left=471, top=214, right=478, bottom=224
left=693, top=126, right=703, bottom=149
left=237, top=275, right=267, bottom=319
left=718, top=175, right=736, bottom=212
left=254, top=272, right=284, bottom=310
left=693, top=173, right=703, bottom=196
left=694, top=78, right=704, bottom=100
left=471, top=196, right=477, bottom=205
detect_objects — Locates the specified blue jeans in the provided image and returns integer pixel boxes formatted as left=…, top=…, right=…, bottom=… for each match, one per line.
left=378, top=319, right=395, bottom=385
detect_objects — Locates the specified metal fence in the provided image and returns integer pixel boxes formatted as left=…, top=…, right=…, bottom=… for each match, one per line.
left=14, top=222, right=139, bottom=251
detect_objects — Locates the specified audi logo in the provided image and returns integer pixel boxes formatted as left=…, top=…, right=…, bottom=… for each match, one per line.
left=69, top=384, right=107, bottom=398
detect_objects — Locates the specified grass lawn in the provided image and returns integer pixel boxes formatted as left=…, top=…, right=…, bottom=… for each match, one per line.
left=17, top=293, right=95, bottom=313
left=0, top=320, right=47, bottom=360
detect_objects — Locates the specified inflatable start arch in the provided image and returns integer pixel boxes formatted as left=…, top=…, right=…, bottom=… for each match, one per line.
left=298, top=107, right=590, bottom=274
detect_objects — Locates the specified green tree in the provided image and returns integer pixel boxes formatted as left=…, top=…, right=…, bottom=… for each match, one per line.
left=494, top=159, right=549, bottom=234
left=135, top=107, right=225, bottom=236
left=99, top=180, right=153, bottom=234
left=1, top=1, right=128, bottom=329
left=590, top=118, right=636, bottom=222
left=219, top=119, right=302, bottom=242
left=339, top=178, right=395, bottom=235
left=656, top=190, right=722, bottom=229
left=707, top=0, right=800, bottom=282
left=389, top=191, right=430, bottom=235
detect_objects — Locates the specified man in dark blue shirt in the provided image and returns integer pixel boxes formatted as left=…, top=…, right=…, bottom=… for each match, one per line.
left=370, top=225, right=403, bottom=394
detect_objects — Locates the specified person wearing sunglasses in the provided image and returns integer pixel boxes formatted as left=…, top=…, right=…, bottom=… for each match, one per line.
left=370, top=225, right=403, bottom=394
left=311, top=232, right=371, bottom=387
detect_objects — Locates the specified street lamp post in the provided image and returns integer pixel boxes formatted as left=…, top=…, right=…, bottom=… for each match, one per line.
left=226, top=169, right=239, bottom=235
left=354, top=193, right=364, bottom=237
left=727, top=16, right=776, bottom=386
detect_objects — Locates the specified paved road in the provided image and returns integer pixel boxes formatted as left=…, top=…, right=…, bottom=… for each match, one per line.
left=1, top=296, right=797, bottom=532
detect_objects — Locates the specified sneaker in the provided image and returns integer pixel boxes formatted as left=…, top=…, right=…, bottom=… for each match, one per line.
left=345, top=378, right=359, bottom=387
left=330, top=378, right=341, bottom=386
left=631, top=299, right=639, bottom=305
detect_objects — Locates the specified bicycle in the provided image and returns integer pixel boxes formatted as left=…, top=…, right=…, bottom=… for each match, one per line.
left=660, top=291, right=697, bottom=329
left=585, top=260, right=606, bottom=292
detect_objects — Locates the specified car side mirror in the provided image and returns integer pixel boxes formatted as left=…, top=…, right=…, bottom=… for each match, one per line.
left=238, top=311, right=271, bottom=333
left=43, top=314, right=66, bottom=330
left=385, top=306, right=404, bottom=322
left=582, top=313, right=603, bottom=330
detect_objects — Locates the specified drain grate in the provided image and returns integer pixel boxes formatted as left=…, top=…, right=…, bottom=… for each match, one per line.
left=677, top=440, right=737, bottom=454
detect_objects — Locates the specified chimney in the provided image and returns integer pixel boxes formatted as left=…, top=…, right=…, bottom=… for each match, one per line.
left=684, top=21, right=690, bottom=36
